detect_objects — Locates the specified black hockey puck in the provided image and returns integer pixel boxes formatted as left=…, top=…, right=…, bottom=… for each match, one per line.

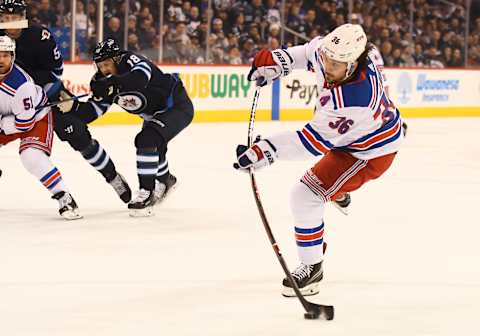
left=304, top=311, right=320, bottom=319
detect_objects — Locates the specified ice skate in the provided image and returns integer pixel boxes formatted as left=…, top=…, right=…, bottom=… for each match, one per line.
left=52, top=191, right=82, bottom=220
left=128, top=189, right=156, bottom=217
left=109, top=173, right=132, bottom=203
left=282, top=262, right=323, bottom=297
left=154, top=173, right=177, bottom=204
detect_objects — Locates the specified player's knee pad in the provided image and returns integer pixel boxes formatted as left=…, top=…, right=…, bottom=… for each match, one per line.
left=54, top=112, right=92, bottom=151
left=134, top=126, right=164, bottom=149
left=20, top=147, right=48, bottom=176
left=289, top=182, right=326, bottom=223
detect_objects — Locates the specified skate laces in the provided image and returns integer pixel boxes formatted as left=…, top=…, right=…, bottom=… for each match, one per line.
left=292, top=264, right=314, bottom=280
left=132, top=189, right=151, bottom=202
left=110, top=174, right=127, bottom=194
left=57, top=192, right=73, bottom=209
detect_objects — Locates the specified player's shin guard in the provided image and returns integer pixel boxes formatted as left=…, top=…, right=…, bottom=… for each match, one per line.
left=283, top=182, right=326, bottom=296
left=81, top=139, right=117, bottom=181
left=156, top=159, right=169, bottom=182
left=20, top=148, right=68, bottom=195
left=153, top=159, right=177, bottom=203
left=136, top=148, right=159, bottom=191
left=20, top=148, right=81, bottom=220
left=129, top=148, right=159, bottom=216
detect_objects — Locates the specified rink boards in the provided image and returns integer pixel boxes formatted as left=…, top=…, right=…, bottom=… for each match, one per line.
left=62, top=64, right=480, bottom=124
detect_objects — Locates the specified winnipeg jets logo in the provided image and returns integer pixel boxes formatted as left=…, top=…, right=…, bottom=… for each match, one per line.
left=121, top=97, right=139, bottom=109
left=114, top=92, right=147, bottom=114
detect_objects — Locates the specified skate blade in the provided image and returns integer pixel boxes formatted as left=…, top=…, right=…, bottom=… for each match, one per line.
left=282, top=282, right=320, bottom=297
left=333, top=202, right=349, bottom=216
left=61, top=210, right=83, bottom=220
left=129, top=207, right=154, bottom=217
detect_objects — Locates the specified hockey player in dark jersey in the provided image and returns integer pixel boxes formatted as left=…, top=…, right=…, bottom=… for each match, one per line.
left=0, top=0, right=133, bottom=204
left=58, top=39, right=194, bottom=216
left=0, top=0, right=62, bottom=99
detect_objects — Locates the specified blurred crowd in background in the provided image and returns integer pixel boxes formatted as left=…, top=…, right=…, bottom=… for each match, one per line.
left=25, top=0, right=480, bottom=67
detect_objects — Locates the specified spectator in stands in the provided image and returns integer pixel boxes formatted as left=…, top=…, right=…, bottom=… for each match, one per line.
left=105, top=16, right=123, bottom=45
left=413, top=43, right=426, bottom=66
left=265, top=0, right=280, bottom=24
left=128, top=33, right=141, bottom=52
left=442, top=46, right=453, bottom=67
left=244, top=0, right=265, bottom=26
left=138, top=12, right=157, bottom=49
left=450, top=48, right=464, bottom=67
left=228, top=46, right=242, bottom=64
left=230, top=12, right=247, bottom=38
left=381, top=40, right=393, bottom=66
left=391, top=48, right=406, bottom=67
left=401, top=46, right=416, bottom=67
left=425, top=45, right=445, bottom=68
left=241, top=38, right=256, bottom=64
left=187, top=6, right=201, bottom=35
left=24, top=0, right=480, bottom=67
left=37, top=0, right=57, bottom=27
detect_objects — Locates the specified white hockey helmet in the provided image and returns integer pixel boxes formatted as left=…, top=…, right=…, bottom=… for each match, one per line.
left=321, top=24, right=367, bottom=78
left=0, top=35, right=16, bottom=52
left=0, top=35, right=15, bottom=76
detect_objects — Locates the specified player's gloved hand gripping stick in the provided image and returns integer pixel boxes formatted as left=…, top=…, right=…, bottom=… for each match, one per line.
left=36, top=93, right=90, bottom=112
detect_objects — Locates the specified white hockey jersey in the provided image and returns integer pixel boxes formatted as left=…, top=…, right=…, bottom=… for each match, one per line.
left=269, top=37, right=403, bottom=160
left=0, top=64, right=48, bottom=135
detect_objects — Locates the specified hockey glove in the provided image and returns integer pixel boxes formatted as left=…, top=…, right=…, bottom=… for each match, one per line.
left=234, top=137, right=277, bottom=171
left=90, top=75, right=119, bottom=99
left=247, top=49, right=294, bottom=87
left=56, top=88, right=79, bottom=114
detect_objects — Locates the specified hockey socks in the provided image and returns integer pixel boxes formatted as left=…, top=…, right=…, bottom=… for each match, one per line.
left=20, top=148, right=68, bottom=195
left=156, top=158, right=169, bottom=183
left=81, top=139, right=117, bottom=182
left=136, top=148, right=159, bottom=190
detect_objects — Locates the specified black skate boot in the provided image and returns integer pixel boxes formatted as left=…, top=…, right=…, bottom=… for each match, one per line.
left=282, top=262, right=323, bottom=297
left=52, top=191, right=82, bottom=220
left=128, top=189, right=156, bottom=217
left=108, top=173, right=132, bottom=203
left=333, top=193, right=351, bottom=215
left=154, top=173, right=177, bottom=204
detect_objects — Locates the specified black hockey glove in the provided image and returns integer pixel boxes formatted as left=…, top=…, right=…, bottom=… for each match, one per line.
left=233, top=136, right=277, bottom=171
left=90, top=76, right=119, bottom=99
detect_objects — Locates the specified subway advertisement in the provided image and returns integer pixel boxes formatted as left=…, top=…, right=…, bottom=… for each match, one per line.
left=63, top=64, right=480, bottom=124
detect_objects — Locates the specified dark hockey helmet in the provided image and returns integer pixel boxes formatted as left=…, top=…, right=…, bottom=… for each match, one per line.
left=93, top=39, right=121, bottom=63
left=0, top=0, right=27, bottom=15
left=0, top=0, right=27, bottom=29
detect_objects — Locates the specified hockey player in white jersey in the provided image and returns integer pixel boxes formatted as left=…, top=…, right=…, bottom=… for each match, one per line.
left=0, top=36, right=81, bottom=220
left=234, top=24, right=404, bottom=296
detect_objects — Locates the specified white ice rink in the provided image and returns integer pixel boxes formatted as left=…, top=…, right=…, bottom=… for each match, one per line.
left=1, top=118, right=480, bottom=336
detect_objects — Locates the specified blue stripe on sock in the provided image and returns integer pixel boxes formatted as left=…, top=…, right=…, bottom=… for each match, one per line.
left=40, top=168, right=58, bottom=183
left=295, top=223, right=324, bottom=234
left=296, top=238, right=323, bottom=247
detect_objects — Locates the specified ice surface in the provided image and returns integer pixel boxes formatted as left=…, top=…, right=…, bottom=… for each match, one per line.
left=1, top=118, right=480, bottom=335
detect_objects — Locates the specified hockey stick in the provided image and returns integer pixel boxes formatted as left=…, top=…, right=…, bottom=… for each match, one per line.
left=247, top=82, right=334, bottom=320
left=36, top=93, right=90, bottom=111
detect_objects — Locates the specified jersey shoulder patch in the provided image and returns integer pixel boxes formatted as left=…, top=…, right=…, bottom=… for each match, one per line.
left=26, top=25, right=52, bottom=41
left=4, top=64, right=30, bottom=91
left=330, top=59, right=381, bottom=110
